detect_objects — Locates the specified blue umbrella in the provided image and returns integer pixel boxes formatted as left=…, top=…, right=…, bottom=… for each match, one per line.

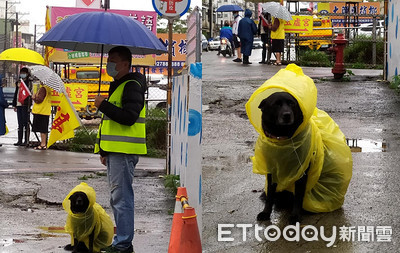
left=216, top=5, right=243, bottom=12
left=37, top=11, right=167, bottom=55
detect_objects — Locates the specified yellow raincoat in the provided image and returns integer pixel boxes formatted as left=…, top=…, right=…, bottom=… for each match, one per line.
left=63, top=182, right=114, bottom=252
left=245, top=64, right=352, bottom=213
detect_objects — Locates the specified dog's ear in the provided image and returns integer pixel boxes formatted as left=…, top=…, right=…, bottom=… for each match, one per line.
left=258, top=99, right=268, bottom=110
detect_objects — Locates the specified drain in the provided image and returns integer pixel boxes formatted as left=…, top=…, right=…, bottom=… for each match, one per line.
left=346, top=139, right=387, bottom=153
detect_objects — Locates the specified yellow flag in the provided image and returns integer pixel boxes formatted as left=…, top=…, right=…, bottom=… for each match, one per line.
left=47, top=94, right=81, bottom=148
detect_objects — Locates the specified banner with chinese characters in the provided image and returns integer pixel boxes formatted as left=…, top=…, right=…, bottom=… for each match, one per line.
left=318, top=2, right=381, bottom=27
left=46, top=6, right=157, bottom=65
left=152, top=33, right=187, bottom=75
left=50, top=84, right=89, bottom=109
left=284, top=16, right=313, bottom=34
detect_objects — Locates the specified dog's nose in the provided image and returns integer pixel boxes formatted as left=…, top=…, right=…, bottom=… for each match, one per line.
left=281, top=112, right=294, bottom=124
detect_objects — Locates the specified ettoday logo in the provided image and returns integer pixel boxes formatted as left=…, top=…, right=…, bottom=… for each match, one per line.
left=218, top=223, right=393, bottom=247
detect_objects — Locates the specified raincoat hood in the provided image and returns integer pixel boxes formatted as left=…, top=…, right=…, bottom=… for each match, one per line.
left=246, top=64, right=317, bottom=139
left=246, top=64, right=352, bottom=213
left=244, top=9, right=252, bottom=18
left=63, top=182, right=113, bottom=252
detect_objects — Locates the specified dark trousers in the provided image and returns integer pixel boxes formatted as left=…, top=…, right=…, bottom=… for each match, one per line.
left=261, top=34, right=271, bottom=63
left=16, top=106, right=28, bottom=130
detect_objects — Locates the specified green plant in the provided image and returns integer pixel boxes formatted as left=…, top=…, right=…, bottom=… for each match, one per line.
left=162, top=174, right=180, bottom=194
left=389, top=75, right=400, bottom=91
left=342, top=69, right=355, bottom=82
left=298, top=49, right=332, bottom=67
left=146, top=108, right=167, bottom=158
left=344, top=35, right=384, bottom=66
left=43, top=173, right=54, bottom=177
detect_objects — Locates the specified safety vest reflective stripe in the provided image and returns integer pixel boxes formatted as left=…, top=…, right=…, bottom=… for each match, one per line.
left=102, top=115, right=145, bottom=123
left=94, top=79, right=146, bottom=155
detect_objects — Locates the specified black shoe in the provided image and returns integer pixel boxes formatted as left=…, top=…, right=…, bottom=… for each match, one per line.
left=101, top=245, right=134, bottom=253
left=14, top=142, right=22, bottom=146
left=0, top=144, right=2, bottom=147
left=243, top=61, right=252, bottom=65
left=233, top=58, right=242, bottom=62
left=259, top=61, right=266, bottom=64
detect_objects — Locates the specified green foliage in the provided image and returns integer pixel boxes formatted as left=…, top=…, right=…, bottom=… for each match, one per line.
left=78, top=171, right=107, bottom=181
left=342, top=69, right=355, bottom=82
left=344, top=35, right=384, bottom=65
left=298, top=49, right=332, bottom=67
left=389, top=75, right=400, bottom=91
left=162, top=174, right=180, bottom=194
left=146, top=108, right=167, bottom=158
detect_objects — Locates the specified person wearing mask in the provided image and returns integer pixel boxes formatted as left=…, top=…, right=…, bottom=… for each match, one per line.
left=12, top=67, right=32, bottom=146
left=258, top=12, right=272, bottom=64
left=232, top=10, right=242, bottom=62
left=238, top=9, right=258, bottom=65
left=94, top=46, right=146, bottom=253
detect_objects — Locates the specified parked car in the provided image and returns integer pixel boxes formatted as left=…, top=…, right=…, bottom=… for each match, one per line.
left=202, top=34, right=209, bottom=52
left=208, top=36, right=220, bottom=51
left=2, top=87, right=14, bottom=105
left=357, top=20, right=384, bottom=37
left=253, top=38, right=263, bottom=49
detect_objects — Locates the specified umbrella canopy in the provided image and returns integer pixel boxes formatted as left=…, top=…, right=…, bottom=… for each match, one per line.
left=262, top=2, right=292, bottom=21
left=37, top=11, right=167, bottom=55
left=29, top=65, right=64, bottom=93
left=0, top=48, right=45, bottom=65
left=216, top=5, right=243, bottom=12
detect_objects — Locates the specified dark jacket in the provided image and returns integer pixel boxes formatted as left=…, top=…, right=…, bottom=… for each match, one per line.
left=0, top=87, right=8, bottom=135
left=220, top=26, right=233, bottom=41
left=98, top=72, right=146, bottom=156
left=12, top=77, right=32, bottom=107
left=238, top=9, right=258, bottom=56
left=258, top=13, right=271, bottom=39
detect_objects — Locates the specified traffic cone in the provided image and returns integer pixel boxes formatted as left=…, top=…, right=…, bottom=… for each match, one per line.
left=168, top=187, right=188, bottom=253
left=179, top=207, right=202, bottom=253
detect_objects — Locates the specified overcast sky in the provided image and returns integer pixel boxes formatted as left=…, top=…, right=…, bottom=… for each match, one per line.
left=15, top=0, right=201, bottom=35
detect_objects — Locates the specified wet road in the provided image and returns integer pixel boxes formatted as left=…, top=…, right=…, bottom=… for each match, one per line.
left=201, top=50, right=397, bottom=252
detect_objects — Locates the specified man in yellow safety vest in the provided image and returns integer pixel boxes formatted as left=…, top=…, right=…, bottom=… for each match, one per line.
left=94, top=46, right=146, bottom=253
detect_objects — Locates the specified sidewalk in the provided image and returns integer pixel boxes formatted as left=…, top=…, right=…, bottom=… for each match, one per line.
left=0, top=144, right=172, bottom=253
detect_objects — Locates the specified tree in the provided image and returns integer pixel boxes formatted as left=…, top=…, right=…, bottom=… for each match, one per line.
left=156, top=8, right=193, bottom=34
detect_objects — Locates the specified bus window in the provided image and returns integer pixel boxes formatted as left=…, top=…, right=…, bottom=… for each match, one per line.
left=76, top=71, right=100, bottom=79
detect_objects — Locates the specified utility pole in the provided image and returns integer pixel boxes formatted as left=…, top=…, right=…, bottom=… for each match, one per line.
left=208, top=0, right=213, bottom=38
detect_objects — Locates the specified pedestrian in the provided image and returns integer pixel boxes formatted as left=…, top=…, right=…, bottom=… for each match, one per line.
left=258, top=11, right=272, bottom=64
left=94, top=46, right=147, bottom=253
left=268, top=16, right=285, bottom=65
left=12, top=67, right=32, bottom=146
left=0, top=83, right=9, bottom=147
left=31, top=83, right=52, bottom=150
left=238, top=9, right=258, bottom=65
left=232, top=10, right=242, bottom=62
left=217, top=20, right=234, bottom=56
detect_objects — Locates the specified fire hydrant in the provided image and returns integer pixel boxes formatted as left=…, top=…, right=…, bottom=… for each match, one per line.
left=331, top=33, right=348, bottom=79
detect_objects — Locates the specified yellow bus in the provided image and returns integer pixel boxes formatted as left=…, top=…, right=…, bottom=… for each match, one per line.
left=299, top=16, right=333, bottom=50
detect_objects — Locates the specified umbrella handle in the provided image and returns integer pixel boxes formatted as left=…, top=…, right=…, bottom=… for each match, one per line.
left=98, top=45, right=104, bottom=95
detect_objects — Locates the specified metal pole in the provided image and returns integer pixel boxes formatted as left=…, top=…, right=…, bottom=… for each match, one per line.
left=372, top=16, right=377, bottom=66
left=166, top=18, right=174, bottom=174
left=34, top=24, right=36, bottom=51
left=15, top=12, right=18, bottom=47
left=3, top=1, right=7, bottom=83
left=208, top=0, right=213, bottom=38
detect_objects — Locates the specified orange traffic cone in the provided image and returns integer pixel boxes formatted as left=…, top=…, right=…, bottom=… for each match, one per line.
left=168, top=187, right=188, bottom=253
left=179, top=207, right=202, bottom=253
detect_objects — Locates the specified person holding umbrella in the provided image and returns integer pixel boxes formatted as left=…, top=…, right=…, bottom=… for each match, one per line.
left=31, top=83, right=52, bottom=150
left=232, top=10, right=242, bottom=62
left=12, top=67, right=32, bottom=146
left=94, top=46, right=146, bottom=253
left=238, top=9, right=258, bottom=65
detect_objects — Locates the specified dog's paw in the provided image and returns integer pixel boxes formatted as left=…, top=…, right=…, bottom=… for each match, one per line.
left=257, top=211, right=271, bottom=221
left=64, top=244, right=74, bottom=251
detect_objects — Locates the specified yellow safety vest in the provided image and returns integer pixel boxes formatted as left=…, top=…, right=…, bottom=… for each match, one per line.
left=271, top=17, right=285, bottom=40
left=94, top=80, right=146, bottom=155
left=32, top=86, right=52, bottom=116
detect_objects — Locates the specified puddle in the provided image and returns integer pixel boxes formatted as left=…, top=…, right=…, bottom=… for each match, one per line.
left=346, top=139, right=387, bottom=152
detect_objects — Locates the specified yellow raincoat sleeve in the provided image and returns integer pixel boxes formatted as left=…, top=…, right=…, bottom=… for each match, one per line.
left=246, top=64, right=352, bottom=213
left=63, top=182, right=114, bottom=252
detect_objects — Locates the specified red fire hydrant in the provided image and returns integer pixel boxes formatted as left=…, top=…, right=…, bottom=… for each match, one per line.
left=331, top=33, right=348, bottom=79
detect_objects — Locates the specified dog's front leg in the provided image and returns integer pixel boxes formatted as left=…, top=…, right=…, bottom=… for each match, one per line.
left=257, top=174, right=277, bottom=221
left=290, top=166, right=310, bottom=224
left=88, top=226, right=95, bottom=253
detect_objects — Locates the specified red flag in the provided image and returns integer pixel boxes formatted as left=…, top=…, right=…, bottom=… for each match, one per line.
left=18, top=79, right=31, bottom=104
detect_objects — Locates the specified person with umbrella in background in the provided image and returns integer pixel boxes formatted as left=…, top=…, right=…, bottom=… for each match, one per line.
left=0, top=81, right=8, bottom=147
left=94, top=46, right=147, bottom=253
left=12, top=67, right=32, bottom=146
left=269, top=15, right=285, bottom=65
left=238, top=9, right=258, bottom=65
left=258, top=11, right=272, bottom=64
left=31, top=83, right=52, bottom=150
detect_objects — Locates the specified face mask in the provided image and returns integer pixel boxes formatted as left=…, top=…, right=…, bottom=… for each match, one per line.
left=106, top=62, right=118, bottom=78
left=20, top=74, right=27, bottom=79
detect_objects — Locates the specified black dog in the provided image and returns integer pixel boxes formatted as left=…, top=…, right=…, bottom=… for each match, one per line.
left=64, top=191, right=95, bottom=253
left=257, top=92, right=307, bottom=224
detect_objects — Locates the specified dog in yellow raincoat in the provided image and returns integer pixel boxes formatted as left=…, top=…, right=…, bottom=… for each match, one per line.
left=246, top=64, right=352, bottom=223
left=63, top=182, right=114, bottom=252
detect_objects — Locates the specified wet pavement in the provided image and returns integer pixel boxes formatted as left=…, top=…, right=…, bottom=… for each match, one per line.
left=0, top=122, right=170, bottom=252
left=201, top=50, right=399, bottom=252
